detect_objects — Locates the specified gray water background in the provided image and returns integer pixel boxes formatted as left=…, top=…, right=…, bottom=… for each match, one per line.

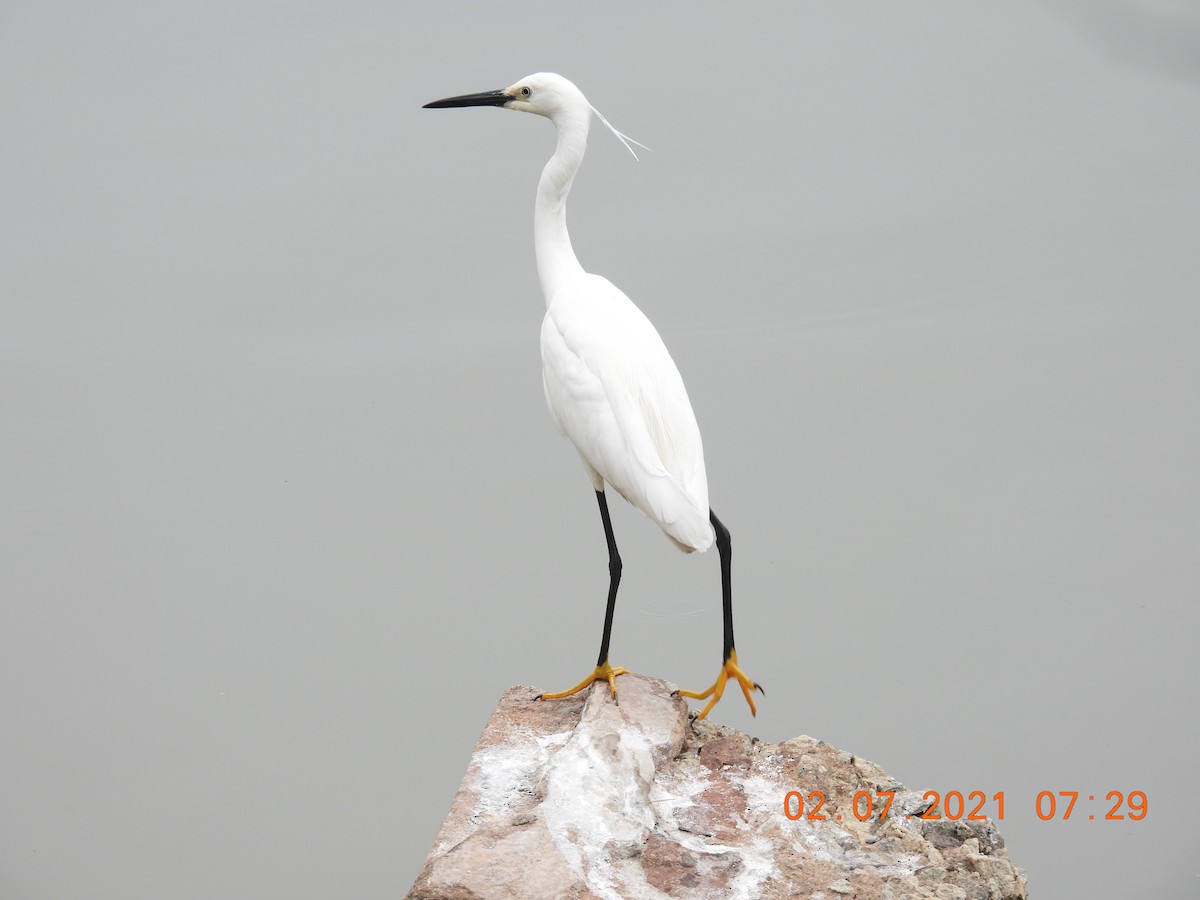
left=2, top=2, right=1198, bottom=897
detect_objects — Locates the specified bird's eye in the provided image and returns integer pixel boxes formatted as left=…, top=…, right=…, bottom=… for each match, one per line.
left=520, top=86, right=531, bottom=98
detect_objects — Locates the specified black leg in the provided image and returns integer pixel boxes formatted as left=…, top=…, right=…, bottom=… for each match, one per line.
left=671, top=507, right=761, bottom=717
left=710, top=509, right=735, bottom=662
left=595, top=490, right=623, bottom=667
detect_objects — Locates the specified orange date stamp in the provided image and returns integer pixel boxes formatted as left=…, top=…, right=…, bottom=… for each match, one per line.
left=783, top=790, right=1147, bottom=822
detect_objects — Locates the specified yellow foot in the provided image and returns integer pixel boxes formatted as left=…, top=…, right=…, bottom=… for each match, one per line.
left=535, top=661, right=630, bottom=703
left=676, top=650, right=764, bottom=720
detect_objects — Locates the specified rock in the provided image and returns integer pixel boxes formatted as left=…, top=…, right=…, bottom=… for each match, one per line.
left=407, top=674, right=1027, bottom=900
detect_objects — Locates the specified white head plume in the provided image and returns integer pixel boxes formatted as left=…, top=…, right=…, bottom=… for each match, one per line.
left=588, top=102, right=650, bottom=161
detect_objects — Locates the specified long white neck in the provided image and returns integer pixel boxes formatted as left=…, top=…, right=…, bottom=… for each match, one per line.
left=535, top=107, right=590, bottom=304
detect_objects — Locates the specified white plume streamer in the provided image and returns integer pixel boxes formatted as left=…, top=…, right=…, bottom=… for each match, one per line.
left=589, top=102, right=650, bottom=161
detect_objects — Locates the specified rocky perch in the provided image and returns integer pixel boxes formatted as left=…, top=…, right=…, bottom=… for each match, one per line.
left=407, top=674, right=1027, bottom=900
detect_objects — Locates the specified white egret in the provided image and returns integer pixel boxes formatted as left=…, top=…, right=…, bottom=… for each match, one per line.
left=424, top=73, right=760, bottom=719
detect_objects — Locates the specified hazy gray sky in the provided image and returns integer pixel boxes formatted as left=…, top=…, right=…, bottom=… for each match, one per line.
left=2, top=2, right=1197, bottom=897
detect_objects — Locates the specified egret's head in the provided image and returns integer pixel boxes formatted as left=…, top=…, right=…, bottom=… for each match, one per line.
left=423, top=72, right=585, bottom=121
left=424, top=72, right=646, bottom=159
left=501, top=73, right=587, bottom=118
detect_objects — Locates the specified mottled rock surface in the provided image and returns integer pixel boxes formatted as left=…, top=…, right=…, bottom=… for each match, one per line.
left=407, top=674, right=1026, bottom=900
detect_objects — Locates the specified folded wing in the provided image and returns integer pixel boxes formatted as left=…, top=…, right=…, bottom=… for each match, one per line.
left=541, top=275, right=713, bottom=553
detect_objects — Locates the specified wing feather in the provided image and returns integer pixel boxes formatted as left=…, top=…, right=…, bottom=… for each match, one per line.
left=540, top=275, right=713, bottom=552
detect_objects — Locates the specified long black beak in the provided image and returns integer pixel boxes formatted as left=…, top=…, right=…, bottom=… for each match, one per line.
left=423, top=89, right=510, bottom=109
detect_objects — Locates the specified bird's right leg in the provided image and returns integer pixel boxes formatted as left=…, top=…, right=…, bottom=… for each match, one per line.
left=676, top=509, right=763, bottom=719
left=536, top=489, right=629, bottom=702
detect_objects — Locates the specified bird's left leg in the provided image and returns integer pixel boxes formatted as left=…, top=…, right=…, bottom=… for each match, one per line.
left=677, top=509, right=763, bottom=719
left=536, top=489, right=629, bottom=702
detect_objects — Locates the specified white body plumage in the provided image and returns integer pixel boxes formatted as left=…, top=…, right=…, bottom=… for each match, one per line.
left=540, top=274, right=712, bottom=552
left=523, top=73, right=714, bottom=553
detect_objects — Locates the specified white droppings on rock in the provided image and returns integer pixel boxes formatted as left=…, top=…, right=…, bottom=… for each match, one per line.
left=409, top=676, right=1027, bottom=900
left=468, top=728, right=571, bottom=821
left=540, top=697, right=660, bottom=899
